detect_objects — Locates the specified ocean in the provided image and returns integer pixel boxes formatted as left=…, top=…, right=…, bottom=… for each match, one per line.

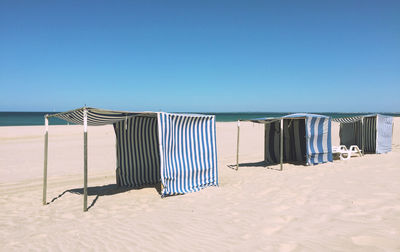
left=0, top=112, right=399, bottom=126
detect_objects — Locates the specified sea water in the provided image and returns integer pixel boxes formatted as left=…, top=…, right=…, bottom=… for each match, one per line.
left=0, top=112, right=399, bottom=126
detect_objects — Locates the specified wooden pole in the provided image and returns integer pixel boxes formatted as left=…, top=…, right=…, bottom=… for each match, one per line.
left=280, top=119, right=284, bottom=171
left=42, top=115, right=49, bottom=205
left=83, top=108, right=88, bottom=212
left=115, top=137, right=120, bottom=187
left=361, top=117, right=364, bottom=155
left=236, top=120, right=240, bottom=170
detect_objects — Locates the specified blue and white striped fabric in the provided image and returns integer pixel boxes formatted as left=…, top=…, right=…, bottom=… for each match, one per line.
left=305, top=116, right=332, bottom=165
left=157, top=113, right=218, bottom=196
left=376, top=114, right=393, bottom=154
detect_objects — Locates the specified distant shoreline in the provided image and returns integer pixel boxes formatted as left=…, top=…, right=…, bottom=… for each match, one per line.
left=1, top=111, right=400, bottom=126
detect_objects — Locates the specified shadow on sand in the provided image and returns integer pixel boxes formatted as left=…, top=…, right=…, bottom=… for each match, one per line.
left=227, top=160, right=307, bottom=171
left=48, top=183, right=161, bottom=210
left=227, top=161, right=281, bottom=171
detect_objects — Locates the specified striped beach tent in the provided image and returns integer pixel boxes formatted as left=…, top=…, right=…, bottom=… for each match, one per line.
left=43, top=107, right=218, bottom=212
left=332, top=114, right=393, bottom=154
left=236, top=113, right=332, bottom=170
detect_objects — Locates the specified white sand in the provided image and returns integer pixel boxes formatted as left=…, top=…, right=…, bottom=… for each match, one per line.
left=1, top=119, right=400, bottom=251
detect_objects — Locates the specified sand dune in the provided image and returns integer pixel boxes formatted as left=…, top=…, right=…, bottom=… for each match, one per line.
left=0, top=119, right=399, bottom=251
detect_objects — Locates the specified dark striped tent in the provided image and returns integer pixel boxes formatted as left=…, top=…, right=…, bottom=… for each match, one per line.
left=43, top=107, right=218, bottom=211
left=236, top=113, right=332, bottom=170
left=332, top=114, right=393, bottom=154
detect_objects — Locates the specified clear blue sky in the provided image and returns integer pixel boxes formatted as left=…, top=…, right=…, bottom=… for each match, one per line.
left=1, top=0, right=399, bottom=112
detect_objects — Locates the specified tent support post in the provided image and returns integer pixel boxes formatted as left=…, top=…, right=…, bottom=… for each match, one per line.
left=42, top=115, right=49, bottom=205
left=83, top=108, right=88, bottom=212
left=236, top=120, right=240, bottom=170
left=280, top=119, right=283, bottom=171
left=361, top=117, right=364, bottom=155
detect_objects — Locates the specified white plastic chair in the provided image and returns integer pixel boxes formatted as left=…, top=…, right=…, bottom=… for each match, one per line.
left=332, top=145, right=363, bottom=160
left=332, top=145, right=351, bottom=160
left=349, top=145, right=363, bottom=157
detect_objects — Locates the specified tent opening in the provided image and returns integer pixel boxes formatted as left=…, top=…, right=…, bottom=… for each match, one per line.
left=264, top=119, right=307, bottom=165
left=114, top=116, right=161, bottom=187
left=338, top=116, right=380, bottom=154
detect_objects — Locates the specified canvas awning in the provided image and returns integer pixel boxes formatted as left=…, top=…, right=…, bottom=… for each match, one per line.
left=47, top=107, right=157, bottom=126
left=242, top=113, right=330, bottom=124
left=331, top=114, right=378, bottom=123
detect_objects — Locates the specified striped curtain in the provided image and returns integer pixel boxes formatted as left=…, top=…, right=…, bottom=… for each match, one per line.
left=363, top=117, right=376, bottom=153
left=285, top=119, right=307, bottom=163
left=376, top=115, right=393, bottom=153
left=157, top=113, right=218, bottom=196
left=339, top=121, right=362, bottom=149
left=264, top=120, right=307, bottom=164
left=305, top=117, right=332, bottom=165
left=114, top=116, right=160, bottom=187
left=264, top=121, right=280, bottom=164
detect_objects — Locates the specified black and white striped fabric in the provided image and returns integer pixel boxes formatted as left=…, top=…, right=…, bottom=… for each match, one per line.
left=364, top=117, right=377, bottom=152
left=264, top=120, right=307, bottom=164
left=114, top=116, right=160, bottom=187
left=332, top=116, right=363, bottom=123
left=49, top=107, right=156, bottom=126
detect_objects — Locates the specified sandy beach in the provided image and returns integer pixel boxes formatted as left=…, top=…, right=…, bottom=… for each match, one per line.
left=1, top=119, right=399, bottom=251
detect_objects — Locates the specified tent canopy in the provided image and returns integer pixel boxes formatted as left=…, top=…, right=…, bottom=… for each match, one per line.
left=242, top=113, right=330, bottom=124
left=331, top=114, right=377, bottom=124
left=48, top=107, right=197, bottom=125
left=48, top=107, right=212, bottom=126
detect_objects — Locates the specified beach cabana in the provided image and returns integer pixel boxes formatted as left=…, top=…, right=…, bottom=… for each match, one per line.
left=332, top=114, right=393, bottom=154
left=43, top=107, right=218, bottom=211
left=236, top=113, right=332, bottom=170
